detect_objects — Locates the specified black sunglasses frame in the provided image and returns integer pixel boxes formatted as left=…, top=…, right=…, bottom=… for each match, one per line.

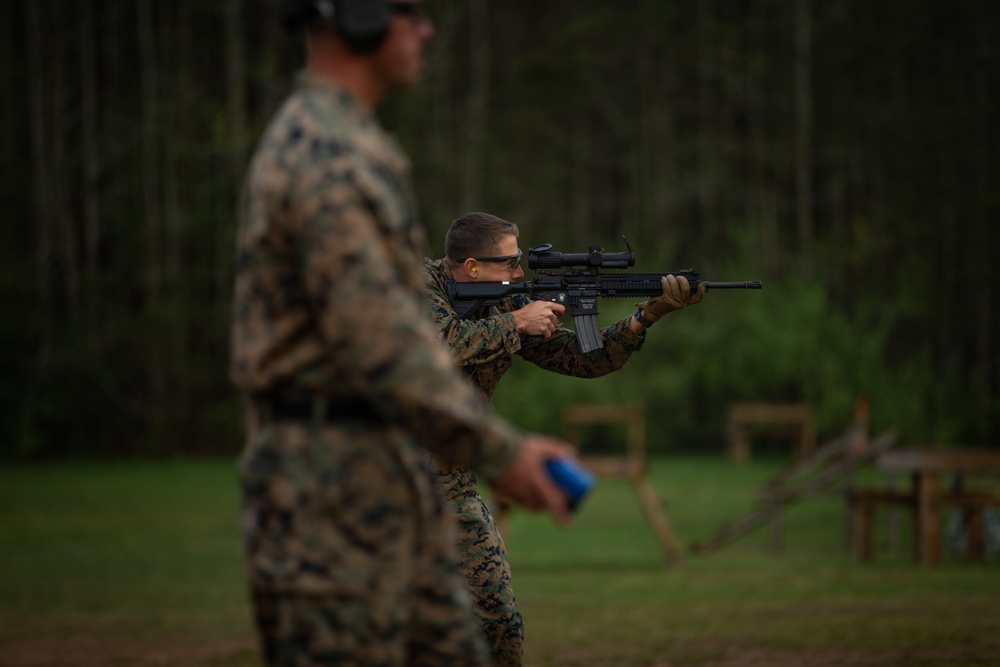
left=459, top=249, right=523, bottom=271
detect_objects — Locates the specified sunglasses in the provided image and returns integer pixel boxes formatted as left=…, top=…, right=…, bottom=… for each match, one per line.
left=461, top=248, right=523, bottom=271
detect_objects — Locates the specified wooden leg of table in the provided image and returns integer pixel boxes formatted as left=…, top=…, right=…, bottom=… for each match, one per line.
left=967, top=507, right=985, bottom=564
left=886, top=474, right=900, bottom=552
left=634, top=476, right=684, bottom=567
left=729, top=430, right=749, bottom=465
left=851, top=498, right=874, bottom=563
left=915, top=473, right=941, bottom=567
left=850, top=499, right=862, bottom=561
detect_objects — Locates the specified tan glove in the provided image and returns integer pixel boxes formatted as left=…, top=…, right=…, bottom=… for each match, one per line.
left=634, top=274, right=705, bottom=326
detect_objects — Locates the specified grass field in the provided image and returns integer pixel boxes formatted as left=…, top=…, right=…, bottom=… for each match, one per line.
left=1, top=457, right=997, bottom=667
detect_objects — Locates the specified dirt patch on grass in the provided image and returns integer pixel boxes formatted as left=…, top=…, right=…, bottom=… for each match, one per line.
left=5, top=637, right=999, bottom=667
left=0, top=638, right=258, bottom=667
left=525, top=639, right=1000, bottom=667
left=682, top=642, right=1000, bottom=667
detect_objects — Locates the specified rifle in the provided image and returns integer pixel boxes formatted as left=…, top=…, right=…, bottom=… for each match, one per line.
left=445, top=240, right=762, bottom=354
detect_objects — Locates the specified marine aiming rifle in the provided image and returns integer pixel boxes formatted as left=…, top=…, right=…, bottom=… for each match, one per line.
left=445, top=240, right=762, bottom=354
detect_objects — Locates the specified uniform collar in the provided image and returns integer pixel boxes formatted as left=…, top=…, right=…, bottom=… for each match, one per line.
left=297, top=71, right=376, bottom=123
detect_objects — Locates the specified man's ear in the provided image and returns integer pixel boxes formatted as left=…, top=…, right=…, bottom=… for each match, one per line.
left=463, top=258, right=479, bottom=278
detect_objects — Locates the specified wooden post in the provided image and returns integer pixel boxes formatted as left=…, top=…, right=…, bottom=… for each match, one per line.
left=967, top=505, right=985, bottom=564
left=915, top=471, right=941, bottom=567
left=562, top=404, right=683, bottom=568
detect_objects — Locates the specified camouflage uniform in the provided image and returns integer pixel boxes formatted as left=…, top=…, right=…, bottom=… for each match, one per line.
left=231, top=74, right=524, bottom=667
left=422, top=257, right=646, bottom=666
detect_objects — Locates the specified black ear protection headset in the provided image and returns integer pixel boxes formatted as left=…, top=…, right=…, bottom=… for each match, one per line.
left=282, top=0, right=392, bottom=53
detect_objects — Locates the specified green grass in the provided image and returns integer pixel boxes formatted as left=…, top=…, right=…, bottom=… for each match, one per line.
left=0, top=461, right=257, bottom=666
left=1, top=457, right=997, bottom=667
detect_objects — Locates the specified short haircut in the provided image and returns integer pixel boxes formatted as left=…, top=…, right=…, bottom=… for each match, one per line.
left=445, top=212, right=520, bottom=262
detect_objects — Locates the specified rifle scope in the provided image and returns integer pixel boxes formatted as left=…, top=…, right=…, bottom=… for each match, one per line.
left=528, top=244, right=635, bottom=270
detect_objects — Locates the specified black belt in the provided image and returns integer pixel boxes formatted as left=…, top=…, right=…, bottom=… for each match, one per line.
left=255, top=396, right=382, bottom=424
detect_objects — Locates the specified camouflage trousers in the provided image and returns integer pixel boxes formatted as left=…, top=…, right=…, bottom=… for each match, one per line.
left=240, top=419, right=492, bottom=667
left=437, top=468, right=523, bottom=667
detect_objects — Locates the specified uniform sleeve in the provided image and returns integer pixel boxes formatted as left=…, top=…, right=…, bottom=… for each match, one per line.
left=424, top=264, right=523, bottom=368
left=517, top=314, right=646, bottom=378
left=297, top=166, right=520, bottom=481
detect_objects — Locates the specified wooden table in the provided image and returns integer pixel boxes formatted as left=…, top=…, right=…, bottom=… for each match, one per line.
left=877, top=450, right=1000, bottom=567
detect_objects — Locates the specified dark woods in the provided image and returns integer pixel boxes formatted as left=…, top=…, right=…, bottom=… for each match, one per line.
left=2, top=0, right=997, bottom=459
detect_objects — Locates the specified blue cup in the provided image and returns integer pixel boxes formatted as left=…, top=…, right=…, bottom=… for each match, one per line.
left=545, top=458, right=596, bottom=510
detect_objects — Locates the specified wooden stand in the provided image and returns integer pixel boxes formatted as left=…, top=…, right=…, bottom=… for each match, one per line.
left=727, top=403, right=817, bottom=465
left=562, top=404, right=684, bottom=567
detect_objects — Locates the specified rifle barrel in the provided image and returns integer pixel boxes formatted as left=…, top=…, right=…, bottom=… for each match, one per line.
left=703, top=281, right=762, bottom=290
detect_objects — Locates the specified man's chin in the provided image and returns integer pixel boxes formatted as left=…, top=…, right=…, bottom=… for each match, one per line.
left=408, top=62, right=426, bottom=86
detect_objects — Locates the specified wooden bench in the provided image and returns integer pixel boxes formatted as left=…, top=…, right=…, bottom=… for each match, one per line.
left=849, top=489, right=998, bottom=564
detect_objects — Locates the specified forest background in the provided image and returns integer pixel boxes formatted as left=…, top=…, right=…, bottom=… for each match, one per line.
left=1, top=0, right=997, bottom=460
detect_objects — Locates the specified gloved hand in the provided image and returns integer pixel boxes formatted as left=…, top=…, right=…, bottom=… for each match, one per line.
left=634, top=274, right=705, bottom=326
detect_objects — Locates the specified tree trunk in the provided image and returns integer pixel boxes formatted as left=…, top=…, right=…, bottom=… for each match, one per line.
left=223, top=0, right=247, bottom=321
left=424, top=1, right=461, bottom=236
left=165, top=0, right=183, bottom=293
left=460, top=0, right=490, bottom=211
left=138, top=0, right=162, bottom=302
left=696, top=0, right=717, bottom=260
left=138, top=0, right=166, bottom=449
left=164, top=0, right=191, bottom=450
left=81, top=0, right=102, bottom=346
left=795, top=0, right=814, bottom=279
left=50, top=11, right=81, bottom=322
left=1, top=2, right=16, bottom=160
left=570, top=100, right=591, bottom=249
left=747, top=4, right=778, bottom=274
left=642, top=44, right=679, bottom=253
left=260, top=0, right=288, bottom=120
left=103, top=3, right=124, bottom=219
left=26, top=0, right=53, bottom=346
left=972, top=21, right=995, bottom=439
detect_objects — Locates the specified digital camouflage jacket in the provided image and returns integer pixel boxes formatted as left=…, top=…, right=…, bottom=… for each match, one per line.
left=230, top=75, right=520, bottom=481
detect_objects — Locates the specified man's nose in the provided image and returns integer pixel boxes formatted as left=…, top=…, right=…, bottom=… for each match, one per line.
left=419, top=18, right=435, bottom=41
